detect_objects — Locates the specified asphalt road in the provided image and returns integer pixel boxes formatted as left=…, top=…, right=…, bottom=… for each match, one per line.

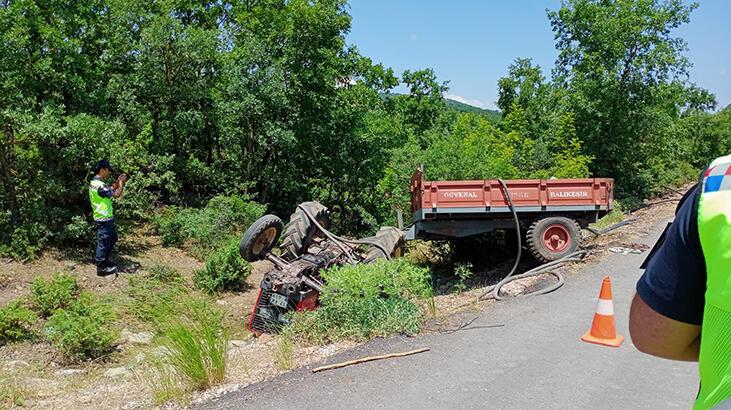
left=199, top=219, right=698, bottom=410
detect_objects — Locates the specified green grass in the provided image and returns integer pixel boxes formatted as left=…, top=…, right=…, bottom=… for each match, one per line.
left=288, top=259, right=433, bottom=344
left=155, top=298, right=228, bottom=391
left=0, top=372, right=28, bottom=408
left=125, top=272, right=188, bottom=323
left=122, top=268, right=230, bottom=403
left=147, top=357, right=186, bottom=405
left=148, top=263, right=183, bottom=283
left=275, top=333, right=295, bottom=370
left=591, top=200, right=626, bottom=230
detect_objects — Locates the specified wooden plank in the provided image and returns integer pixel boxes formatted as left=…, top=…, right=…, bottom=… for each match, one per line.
left=311, top=348, right=430, bottom=373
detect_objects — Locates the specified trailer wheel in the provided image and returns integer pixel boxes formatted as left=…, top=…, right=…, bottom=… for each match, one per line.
left=240, top=215, right=284, bottom=262
left=280, top=201, right=330, bottom=261
left=526, top=217, right=581, bottom=263
left=363, top=227, right=405, bottom=264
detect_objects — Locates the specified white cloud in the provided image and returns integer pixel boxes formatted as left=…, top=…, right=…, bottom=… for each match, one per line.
left=444, top=93, right=499, bottom=111
left=410, top=32, right=417, bottom=41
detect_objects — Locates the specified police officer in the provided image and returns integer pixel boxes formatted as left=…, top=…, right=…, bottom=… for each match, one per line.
left=630, top=154, right=731, bottom=409
left=89, top=160, right=127, bottom=276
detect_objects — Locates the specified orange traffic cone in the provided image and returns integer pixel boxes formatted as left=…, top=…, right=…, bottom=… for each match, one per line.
left=581, top=276, right=624, bottom=347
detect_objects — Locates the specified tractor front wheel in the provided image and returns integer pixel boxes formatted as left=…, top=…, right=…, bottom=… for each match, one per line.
left=240, top=215, right=284, bottom=262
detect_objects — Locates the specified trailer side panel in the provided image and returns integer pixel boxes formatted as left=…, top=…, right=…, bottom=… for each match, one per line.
left=410, top=168, right=614, bottom=222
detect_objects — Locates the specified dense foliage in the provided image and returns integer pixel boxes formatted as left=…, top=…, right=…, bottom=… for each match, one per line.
left=0, top=0, right=727, bottom=259
left=155, top=194, right=265, bottom=259
left=288, top=259, right=433, bottom=343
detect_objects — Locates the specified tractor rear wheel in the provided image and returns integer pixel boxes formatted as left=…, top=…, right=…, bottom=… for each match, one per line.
left=526, top=216, right=581, bottom=263
left=240, top=214, right=284, bottom=262
left=280, top=201, right=330, bottom=261
left=363, top=227, right=405, bottom=264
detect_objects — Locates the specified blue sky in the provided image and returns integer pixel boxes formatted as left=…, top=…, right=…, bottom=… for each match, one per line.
left=346, top=0, right=731, bottom=111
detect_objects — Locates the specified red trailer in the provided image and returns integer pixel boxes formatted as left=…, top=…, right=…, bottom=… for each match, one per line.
left=406, top=166, right=614, bottom=262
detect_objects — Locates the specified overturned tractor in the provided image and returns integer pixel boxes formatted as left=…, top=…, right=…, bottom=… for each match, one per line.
left=239, top=201, right=404, bottom=335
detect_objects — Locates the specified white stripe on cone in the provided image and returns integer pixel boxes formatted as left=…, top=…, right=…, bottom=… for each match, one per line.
left=595, top=299, right=615, bottom=316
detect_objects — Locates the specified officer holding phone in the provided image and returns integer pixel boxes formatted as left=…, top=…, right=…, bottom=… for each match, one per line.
left=88, top=159, right=128, bottom=276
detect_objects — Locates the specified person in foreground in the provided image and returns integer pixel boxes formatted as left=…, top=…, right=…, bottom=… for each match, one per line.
left=89, top=159, right=127, bottom=276
left=630, top=154, right=731, bottom=409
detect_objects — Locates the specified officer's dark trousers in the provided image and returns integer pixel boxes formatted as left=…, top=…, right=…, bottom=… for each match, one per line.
left=95, top=220, right=118, bottom=267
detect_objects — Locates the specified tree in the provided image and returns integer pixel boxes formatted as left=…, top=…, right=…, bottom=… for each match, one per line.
left=548, top=0, right=709, bottom=197
left=497, top=58, right=549, bottom=121
left=391, top=69, right=449, bottom=139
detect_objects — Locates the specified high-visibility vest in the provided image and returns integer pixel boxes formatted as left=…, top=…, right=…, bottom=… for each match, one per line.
left=88, top=178, right=114, bottom=222
left=696, top=154, right=731, bottom=409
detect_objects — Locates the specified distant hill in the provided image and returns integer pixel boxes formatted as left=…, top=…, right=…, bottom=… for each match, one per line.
left=380, top=92, right=502, bottom=122
left=444, top=98, right=501, bottom=121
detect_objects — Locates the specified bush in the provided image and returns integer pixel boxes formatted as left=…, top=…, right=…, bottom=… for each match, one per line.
left=155, top=195, right=265, bottom=259
left=57, top=215, right=95, bottom=245
left=156, top=206, right=187, bottom=247
left=0, top=301, right=37, bottom=344
left=289, top=260, right=433, bottom=343
left=404, top=240, right=452, bottom=268
left=45, top=292, right=116, bottom=361
left=0, top=223, right=46, bottom=261
left=155, top=298, right=227, bottom=390
left=29, top=273, right=81, bottom=317
left=194, top=240, right=251, bottom=293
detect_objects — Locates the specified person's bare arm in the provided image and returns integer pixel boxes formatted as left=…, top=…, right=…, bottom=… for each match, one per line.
left=629, top=293, right=701, bottom=361
left=111, top=174, right=127, bottom=198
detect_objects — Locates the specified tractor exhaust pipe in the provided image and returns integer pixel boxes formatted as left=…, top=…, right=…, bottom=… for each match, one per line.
left=301, top=275, right=323, bottom=293
left=266, top=253, right=289, bottom=270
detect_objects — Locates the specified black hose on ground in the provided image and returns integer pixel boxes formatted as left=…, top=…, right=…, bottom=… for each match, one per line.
left=477, top=179, right=588, bottom=301
left=478, top=250, right=588, bottom=301
left=296, top=204, right=393, bottom=264
left=585, top=220, right=634, bottom=237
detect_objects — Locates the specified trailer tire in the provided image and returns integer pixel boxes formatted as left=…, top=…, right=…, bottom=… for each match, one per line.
left=240, top=214, right=284, bottom=262
left=526, top=217, right=581, bottom=263
left=363, top=227, right=405, bottom=264
left=280, top=201, right=330, bottom=261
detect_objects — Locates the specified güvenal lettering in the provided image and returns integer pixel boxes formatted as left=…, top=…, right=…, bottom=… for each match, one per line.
left=444, top=192, right=479, bottom=199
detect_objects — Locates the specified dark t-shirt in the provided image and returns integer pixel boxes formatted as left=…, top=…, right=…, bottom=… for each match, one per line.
left=636, top=185, right=707, bottom=325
